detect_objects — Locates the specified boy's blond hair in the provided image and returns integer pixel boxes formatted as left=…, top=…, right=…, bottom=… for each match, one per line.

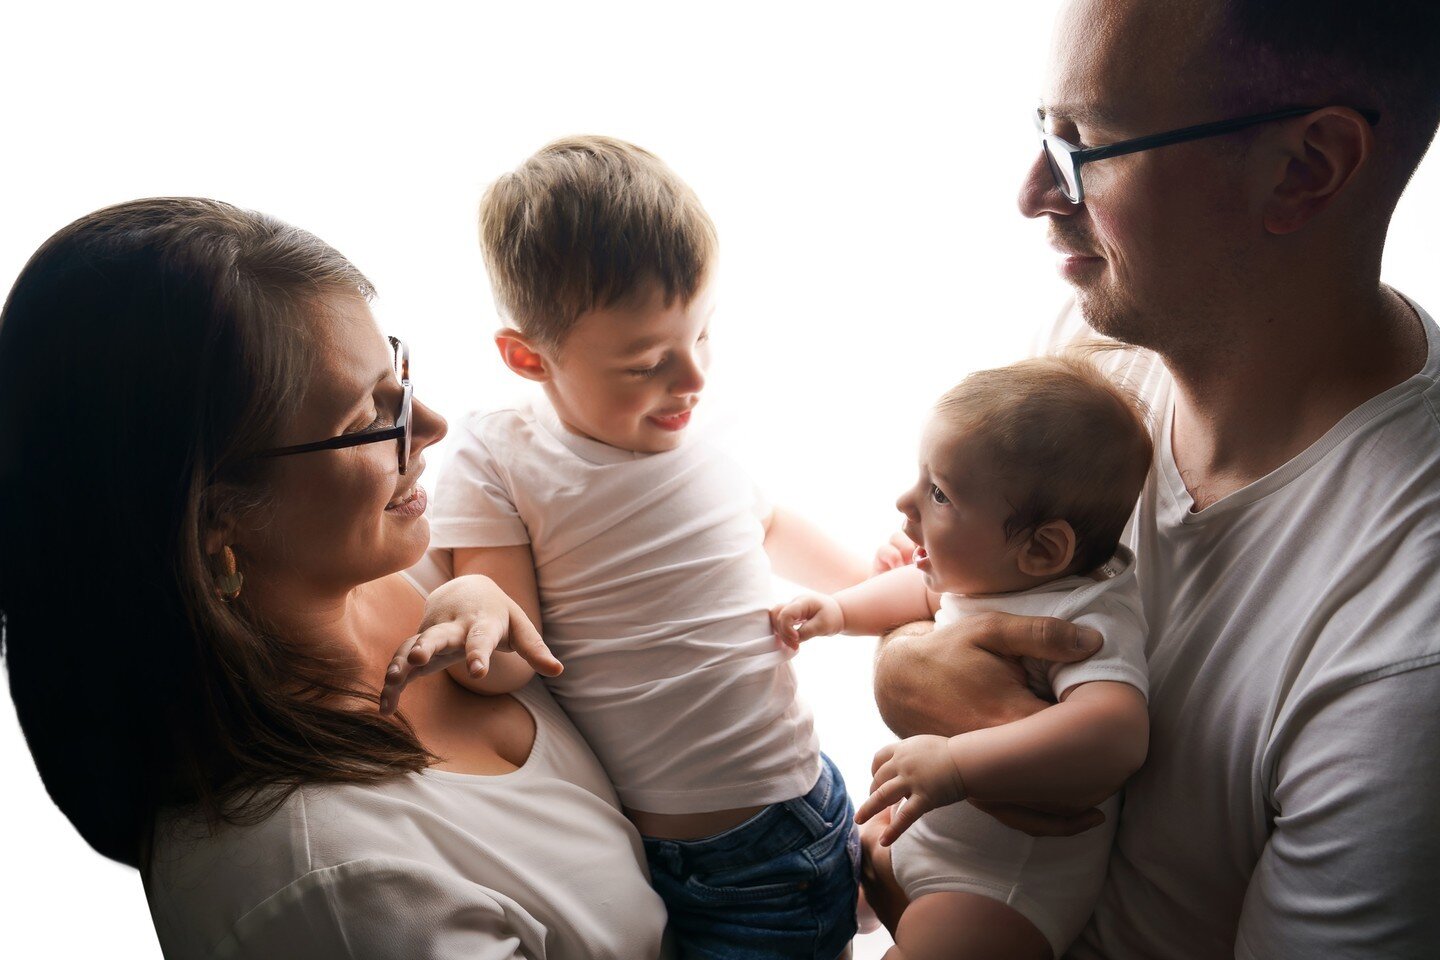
left=479, top=135, right=718, bottom=351
left=937, top=353, right=1153, bottom=575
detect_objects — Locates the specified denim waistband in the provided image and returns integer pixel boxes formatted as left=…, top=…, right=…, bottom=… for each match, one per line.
left=643, top=754, right=848, bottom=874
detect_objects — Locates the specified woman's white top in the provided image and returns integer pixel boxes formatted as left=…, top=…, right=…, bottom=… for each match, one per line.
left=145, top=680, right=669, bottom=960
left=421, top=398, right=820, bottom=814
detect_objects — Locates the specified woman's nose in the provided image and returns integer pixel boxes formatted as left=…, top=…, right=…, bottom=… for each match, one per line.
left=410, top=396, right=447, bottom=453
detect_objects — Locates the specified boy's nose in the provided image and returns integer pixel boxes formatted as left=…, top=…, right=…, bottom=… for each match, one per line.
left=670, top=352, right=706, bottom=396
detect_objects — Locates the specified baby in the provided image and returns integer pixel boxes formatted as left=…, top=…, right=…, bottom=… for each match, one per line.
left=773, top=355, right=1153, bottom=960
left=406, top=136, right=867, bottom=960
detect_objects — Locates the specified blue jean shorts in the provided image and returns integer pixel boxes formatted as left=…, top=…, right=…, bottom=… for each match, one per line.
left=641, top=753, right=861, bottom=960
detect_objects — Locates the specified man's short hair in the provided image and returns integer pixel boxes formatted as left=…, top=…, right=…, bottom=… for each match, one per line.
left=936, top=354, right=1153, bottom=575
left=479, top=135, right=717, bottom=350
left=1211, top=0, right=1440, bottom=188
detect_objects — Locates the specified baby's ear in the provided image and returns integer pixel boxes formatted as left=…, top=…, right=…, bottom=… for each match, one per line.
left=494, top=330, right=552, bottom=382
left=1017, top=520, right=1077, bottom=578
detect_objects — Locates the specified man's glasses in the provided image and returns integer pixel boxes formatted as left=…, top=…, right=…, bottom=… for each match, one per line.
left=257, top=336, right=414, bottom=474
left=1034, top=105, right=1382, bottom=204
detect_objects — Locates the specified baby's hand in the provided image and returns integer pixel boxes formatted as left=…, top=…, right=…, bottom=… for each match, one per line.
left=379, top=575, right=562, bottom=714
left=769, top=593, right=845, bottom=648
left=855, top=735, right=967, bottom=845
left=872, top=531, right=917, bottom=574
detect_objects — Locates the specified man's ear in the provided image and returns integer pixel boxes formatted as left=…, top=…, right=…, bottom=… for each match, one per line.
left=1263, top=107, right=1373, bottom=236
left=494, top=330, right=553, bottom=383
left=1017, top=519, right=1077, bottom=578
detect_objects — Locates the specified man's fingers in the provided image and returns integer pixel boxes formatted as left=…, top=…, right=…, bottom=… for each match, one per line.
left=507, top=607, right=563, bottom=677
left=970, top=800, right=1107, bottom=838
left=972, top=612, right=1102, bottom=663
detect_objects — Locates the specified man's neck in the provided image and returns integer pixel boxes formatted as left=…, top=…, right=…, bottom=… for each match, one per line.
left=1164, top=285, right=1426, bottom=510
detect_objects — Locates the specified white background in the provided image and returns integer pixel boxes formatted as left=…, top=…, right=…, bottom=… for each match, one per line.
left=2, top=2, right=1436, bottom=957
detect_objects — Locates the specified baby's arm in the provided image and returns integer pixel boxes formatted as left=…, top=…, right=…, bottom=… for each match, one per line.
left=772, top=564, right=937, bottom=647
left=858, top=679, right=1148, bottom=843
left=443, top=545, right=547, bottom=695
left=762, top=505, right=872, bottom=593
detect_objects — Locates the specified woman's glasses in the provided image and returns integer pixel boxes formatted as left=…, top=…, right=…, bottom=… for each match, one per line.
left=256, top=336, right=414, bottom=474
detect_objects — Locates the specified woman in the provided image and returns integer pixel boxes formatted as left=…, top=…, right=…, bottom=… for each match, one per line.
left=0, top=198, right=669, bottom=958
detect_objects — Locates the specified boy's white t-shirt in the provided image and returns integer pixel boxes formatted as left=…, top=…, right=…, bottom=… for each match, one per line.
left=426, top=398, right=820, bottom=814
left=146, top=680, right=670, bottom=960
left=893, top=548, right=1147, bottom=957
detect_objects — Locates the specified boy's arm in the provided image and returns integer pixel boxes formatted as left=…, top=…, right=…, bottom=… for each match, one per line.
left=859, top=679, right=1148, bottom=842
left=446, top=545, right=545, bottom=695
left=762, top=505, right=871, bottom=593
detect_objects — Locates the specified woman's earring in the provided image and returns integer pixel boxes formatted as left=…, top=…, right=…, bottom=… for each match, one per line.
left=214, top=545, right=244, bottom=602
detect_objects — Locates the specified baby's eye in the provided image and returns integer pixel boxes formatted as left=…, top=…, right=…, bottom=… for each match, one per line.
left=929, top=484, right=950, bottom=505
left=628, top=360, right=664, bottom=378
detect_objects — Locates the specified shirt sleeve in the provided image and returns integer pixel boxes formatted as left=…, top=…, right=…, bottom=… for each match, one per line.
left=429, top=417, right=531, bottom=550
left=1234, top=662, right=1440, bottom=959
left=1048, top=594, right=1150, bottom=701
left=220, top=857, right=546, bottom=960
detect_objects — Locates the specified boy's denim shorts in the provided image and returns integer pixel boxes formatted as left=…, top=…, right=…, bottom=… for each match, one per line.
left=641, top=753, right=861, bottom=960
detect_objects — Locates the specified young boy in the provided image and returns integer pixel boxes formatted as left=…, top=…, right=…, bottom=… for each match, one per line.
left=772, top=356, right=1153, bottom=960
left=420, top=136, right=867, bottom=959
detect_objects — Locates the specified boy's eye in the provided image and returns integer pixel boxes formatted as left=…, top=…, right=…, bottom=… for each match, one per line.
left=929, top=484, right=950, bottom=505
left=628, top=360, right=664, bottom=378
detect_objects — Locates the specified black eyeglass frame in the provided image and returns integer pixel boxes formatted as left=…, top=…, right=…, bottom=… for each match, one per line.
left=1035, top=104, right=1382, bottom=204
left=256, top=335, right=414, bottom=474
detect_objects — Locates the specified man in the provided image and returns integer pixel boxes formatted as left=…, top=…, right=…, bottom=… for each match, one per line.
left=869, top=0, right=1440, bottom=956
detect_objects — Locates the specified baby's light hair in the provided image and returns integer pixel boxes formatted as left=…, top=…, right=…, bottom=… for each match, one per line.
left=479, top=135, right=717, bottom=351
left=936, top=352, right=1153, bottom=575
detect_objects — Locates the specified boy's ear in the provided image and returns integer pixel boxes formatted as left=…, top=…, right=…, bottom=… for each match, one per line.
left=494, top=330, right=553, bottom=383
left=1017, top=519, right=1077, bottom=578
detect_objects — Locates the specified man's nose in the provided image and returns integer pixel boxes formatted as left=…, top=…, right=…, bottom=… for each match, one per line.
left=1018, top=149, right=1075, bottom=219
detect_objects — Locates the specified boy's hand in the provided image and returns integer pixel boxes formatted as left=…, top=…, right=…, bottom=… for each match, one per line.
left=769, top=593, right=845, bottom=648
left=379, top=575, right=562, bottom=714
left=872, top=531, right=918, bottom=574
left=855, top=735, right=967, bottom=845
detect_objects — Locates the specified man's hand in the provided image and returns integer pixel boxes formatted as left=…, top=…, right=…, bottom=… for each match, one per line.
left=379, top=575, right=562, bottom=714
left=857, top=803, right=908, bottom=936
left=873, top=612, right=1102, bottom=738
left=872, top=531, right=918, bottom=574
left=769, top=593, right=845, bottom=648
left=856, top=735, right=967, bottom=845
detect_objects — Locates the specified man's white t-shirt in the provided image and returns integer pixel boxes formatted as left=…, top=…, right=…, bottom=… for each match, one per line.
left=1054, top=296, right=1440, bottom=959
left=146, top=680, right=670, bottom=960
left=425, top=398, right=820, bottom=814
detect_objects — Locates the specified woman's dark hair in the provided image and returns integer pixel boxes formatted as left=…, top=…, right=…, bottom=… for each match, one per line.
left=0, top=198, right=431, bottom=870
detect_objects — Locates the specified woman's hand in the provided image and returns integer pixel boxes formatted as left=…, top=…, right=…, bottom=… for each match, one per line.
left=379, top=575, right=562, bottom=714
left=855, top=735, right=967, bottom=845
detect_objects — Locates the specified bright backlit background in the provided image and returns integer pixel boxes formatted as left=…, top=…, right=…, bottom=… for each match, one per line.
left=3, top=2, right=1437, bottom=956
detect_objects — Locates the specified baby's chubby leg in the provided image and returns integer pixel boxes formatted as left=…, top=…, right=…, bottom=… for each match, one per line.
left=882, top=891, right=1052, bottom=960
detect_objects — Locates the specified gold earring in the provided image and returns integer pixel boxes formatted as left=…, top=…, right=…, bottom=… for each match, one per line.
left=214, top=545, right=244, bottom=602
